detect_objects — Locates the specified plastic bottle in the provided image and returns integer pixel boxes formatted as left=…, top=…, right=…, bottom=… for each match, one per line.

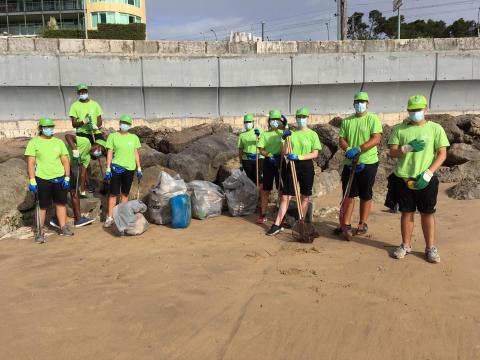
left=170, top=194, right=192, bottom=229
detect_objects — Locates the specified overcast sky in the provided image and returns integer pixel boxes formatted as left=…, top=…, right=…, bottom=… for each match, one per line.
left=146, top=0, right=480, bottom=41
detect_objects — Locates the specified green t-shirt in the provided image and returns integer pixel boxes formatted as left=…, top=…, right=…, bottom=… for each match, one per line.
left=106, top=132, right=141, bottom=171
left=67, top=136, right=91, bottom=168
left=24, top=136, right=69, bottom=180
left=258, top=129, right=283, bottom=156
left=339, top=112, right=383, bottom=165
left=237, top=129, right=264, bottom=160
left=290, top=129, right=322, bottom=156
left=68, top=100, right=103, bottom=135
left=388, top=121, right=450, bottom=179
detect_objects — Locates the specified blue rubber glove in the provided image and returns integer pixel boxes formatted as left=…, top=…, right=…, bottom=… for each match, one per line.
left=254, top=128, right=260, bottom=137
left=246, top=153, right=257, bottom=161
left=347, top=163, right=366, bottom=173
left=28, top=179, right=38, bottom=193
left=287, top=153, right=304, bottom=161
left=282, top=130, right=292, bottom=140
left=137, top=168, right=143, bottom=179
left=345, top=147, right=361, bottom=160
left=104, top=168, right=112, bottom=181
left=62, top=177, right=70, bottom=190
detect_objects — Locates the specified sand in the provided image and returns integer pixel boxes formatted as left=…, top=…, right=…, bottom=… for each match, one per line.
left=1, top=184, right=479, bottom=360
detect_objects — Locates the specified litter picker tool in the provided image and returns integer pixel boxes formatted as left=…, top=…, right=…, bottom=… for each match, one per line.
left=88, top=118, right=108, bottom=195
left=255, top=133, right=260, bottom=189
left=339, top=155, right=359, bottom=241
left=75, top=159, right=81, bottom=195
left=136, top=177, right=141, bottom=201
left=34, top=193, right=45, bottom=244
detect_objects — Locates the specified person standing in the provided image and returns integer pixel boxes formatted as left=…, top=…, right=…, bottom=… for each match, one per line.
left=387, top=95, right=449, bottom=263
left=337, top=92, right=383, bottom=239
left=103, top=115, right=143, bottom=228
left=256, top=110, right=284, bottom=224
left=237, top=114, right=263, bottom=185
left=25, top=118, right=73, bottom=243
left=267, top=107, right=321, bottom=236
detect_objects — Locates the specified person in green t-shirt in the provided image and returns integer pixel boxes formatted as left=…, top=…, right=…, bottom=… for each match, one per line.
left=103, top=115, right=142, bottom=228
left=69, top=83, right=105, bottom=144
left=237, top=114, right=264, bottom=185
left=267, top=107, right=322, bottom=236
left=337, top=91, right=383, bottom=240
left=386, top=95, right=449, bottom=264
left=24, top=118, right=73, bottom=243
left=257, top=110, right=284, bottom=224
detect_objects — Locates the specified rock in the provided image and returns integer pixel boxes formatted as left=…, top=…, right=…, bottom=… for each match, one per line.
left=0, top=209, right=23, bottom=238
left=129, top=126, right=154, bottom=144
left=447, top=179, right=480, bottom=200
left=150, top=127, right=178, bottom=151
left=315, top=146, right=332, bottom=169
left=465, top=118, right=480, bottom=137
left=67, top=196, right=102, bottom=219
left=0, top=158, right=35, bottom=212
left=0, top=137, right=30, bottom=163
left=437, top=160, right=480, bottom=183
left=138, top=143, right=169, bottom=169
left=167, top=133, right=238, bottom=182
left=312, top=123, right=339, bottom=152
left=445, top=143, right=480, bottom=166
left=217, top=157, right=240, bottom=184
left=327, top=150, right=344, bottom=173
left=211, top=122, right=233, bottom=134
left=454, top=114, right=480, bottom=133
left=379, top=124, right=393, bottom=151
left=159, top=123, right=224, bottom=154
left=312, top=169, right=340, bottom=198
left=329, top=117, right=343, bottom=128
left=427, top=114, right=465, bottom=144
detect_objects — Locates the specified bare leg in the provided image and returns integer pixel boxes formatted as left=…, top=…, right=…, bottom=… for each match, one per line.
left=260, top=189, right=269, bottom=216
left=39, top=209, right=47, bottom=226
left=420, top=213, right=435, bottom=248
left=70, top=191, right=81, bottom=222
left=358, top=199, right=372, bottom=229
left=107, top=195, right=117, bottom=218
left=274, top=195, right=291, bottom=226
left=120, top=193, right=129, bottom=203
left=55, top=204, right=67, bottom=228
left=80, top=166, right=87, bottom=193
left=401, top=212, right=415, bottom=247
left=342, top=197, right=355, bottom=226
left=300, top=195, right=309, bottom=219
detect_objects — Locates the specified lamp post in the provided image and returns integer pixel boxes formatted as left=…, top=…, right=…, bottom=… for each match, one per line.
left=210, top=28, right=217, bottom=41
left=326, top=22, right=330, bottom=40
left=83, top=0, right=88, bottom=39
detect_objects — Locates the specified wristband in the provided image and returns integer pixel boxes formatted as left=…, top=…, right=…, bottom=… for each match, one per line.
left=64, top=177, right=70, bottom=182
left=29, top=178, right=37, bottom=185
left=137, top=167, right=142, bottom=172
left=423, top=169, right=433, bottom=182
left=401, top=144, right=413, bottom=154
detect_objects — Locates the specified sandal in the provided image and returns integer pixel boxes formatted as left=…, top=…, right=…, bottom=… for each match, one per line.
left=355, top=223, right=368, bottom=236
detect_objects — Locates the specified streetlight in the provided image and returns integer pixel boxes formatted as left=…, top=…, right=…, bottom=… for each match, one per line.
left=326, top=22, right=330, bottom=40
left=83, top=0, right=88, bottom=39
left=210, top=29, right=217, bottom=41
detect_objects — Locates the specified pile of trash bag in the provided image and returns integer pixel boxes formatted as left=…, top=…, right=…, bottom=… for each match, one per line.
left=147, top=172, right=187, bottom=225
left=113, top=199, right=149, bottom=236
left=223, top=169, right=258, bottom=216
left=187, top=180, right=225, bottom=220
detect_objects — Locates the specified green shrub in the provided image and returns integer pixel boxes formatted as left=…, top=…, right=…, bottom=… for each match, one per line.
left=42, top=23, right=146, bottom=40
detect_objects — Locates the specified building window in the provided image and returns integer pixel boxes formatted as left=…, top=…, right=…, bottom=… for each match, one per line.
left=90, top=0, right=141, bottom=8
left=91, top=11, right=141, bottom=28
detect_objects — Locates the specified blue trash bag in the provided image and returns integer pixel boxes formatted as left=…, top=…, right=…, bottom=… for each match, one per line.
left=170, top=194, right=192, bottom=229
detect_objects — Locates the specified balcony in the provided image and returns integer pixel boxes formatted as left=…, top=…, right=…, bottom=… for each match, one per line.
left=0, top=1, right=84, bottom=13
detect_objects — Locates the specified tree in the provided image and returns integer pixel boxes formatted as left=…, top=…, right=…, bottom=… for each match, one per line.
left=347, top=12, right=369, bottom=39
left=446, top=18, right=476, bottom=37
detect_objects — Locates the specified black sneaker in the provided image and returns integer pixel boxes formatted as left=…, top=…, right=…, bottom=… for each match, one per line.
left=334, top=224, right=351, bottom=236
left=266, top=224, right=284, bottom=236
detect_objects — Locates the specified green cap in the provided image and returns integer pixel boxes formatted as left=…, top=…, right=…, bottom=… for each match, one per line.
left=268, top=110, right=282, bottom=120
left=407, top=95, right=428, bottom=110
left=244, top=114, right=254, bottom=123
left=95, top=139, right=107, bottom=148
left=354, top=92, right=369, bottom=101
left=39, top=118, right=54, bottom=127
left=296, top=107, right=310, bottom=117
left=119, top=115, right=133, bottom=124
left=77, top=83, right=88, bottom=91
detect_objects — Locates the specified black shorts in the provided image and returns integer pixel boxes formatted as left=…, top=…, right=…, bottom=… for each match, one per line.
left=281, top=160, right=315, bottom=197
left=262, top=158, right=280, bottom=191
left=341, top=162, right=379, bottom=201
left=36, top=177, right=68, bottom=209
left=77, top=132, right=105, bottom=145
left=242, top=159, right=264, bottom=185
left=109, top=169, right=135, bottom=196
left=385, top=173, right=439, bottom=214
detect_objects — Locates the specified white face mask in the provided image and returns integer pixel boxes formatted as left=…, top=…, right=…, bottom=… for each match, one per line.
left=244, top=123, right=253, bottom=130
left=354, top=102, right=367, bottom=113
left=119, top=124, right=130, bottom=132
left=409, top=111, right=425, bottom=122
left=93, top=150, right=102, bottom=157
left=79, top=93, right=89, bottom=101
left=270, top=120, right=280, bottom=129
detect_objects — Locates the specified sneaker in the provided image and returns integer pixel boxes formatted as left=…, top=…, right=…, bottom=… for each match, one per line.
left=80, top=191, right=88, bottom=198
left=334, top=224, right=351, bottom=236
left=392, top=243, right=412, bottom=259
left=425, top=246, right=441, bottom=263
left=266, top=224, right=284, bottom=236
left=74, top=217, right=95, bottom=228
left=87, top=183, right=95, bottom=193
left=49, top=217, right=60, bottom=229
left=35, top=233, right=45, bottom=244
left=60, top=226, right=74, bottom=237
left=104, top=217, right=114, bottom=228
left=355, top=223, right=368, bottom=236
left=256, top=215, right=267, bottom=224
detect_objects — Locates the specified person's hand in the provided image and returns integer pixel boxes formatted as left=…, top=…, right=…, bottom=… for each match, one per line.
left=85, top=122, right=94, bottom=132
left=282, top=129, right=292, bottom=140
left=345, top=147, right=361, bottom=160
left=281, top=115, right=288, bottom=127
left=254, top=128, right=260, bottom=137
left=401, top=139, right=425, bottom=153
left=137, top=168, right=143, bottom=179
left=355, top=163, right=366, bottom=173
left=246, top=153, right=257, bottom=161
left=62, top=177, right=70, bottom=190
left=415, top=169, right=433, bottom=190
left=72, top=149, right=80, bottom=160
left=287, top=153, right=304, bottom=161
left=28, top=179, right=38, bottom=193
left=104, top=168, right=112, bottom=181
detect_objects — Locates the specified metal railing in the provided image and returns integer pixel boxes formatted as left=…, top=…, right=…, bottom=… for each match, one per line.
left=1, top=1, right=83, bottom=13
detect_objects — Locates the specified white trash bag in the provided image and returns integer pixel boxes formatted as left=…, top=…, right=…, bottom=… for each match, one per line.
left=223, top=169, right=258, bottom=216
left=113, top=199, right=149, bottom=236
left=187, top=180, right=225, bottom=220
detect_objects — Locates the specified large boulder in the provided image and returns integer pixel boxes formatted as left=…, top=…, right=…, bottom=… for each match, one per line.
left=437, top=160, right=480, bottom=183
left=427, top=114, right=465, bottom=144
left=167, top=133, right=238, bottom=182
left=328, top=117, right=343, bottom=128
left=129, top=126, right=155, bottom=144
left=312, top=169, right=340, bottom=198
left=138, top=143, right=169, bottom=169
left=312, top=123, right=339, bottom=152
left=315, top=146, right=333, bottom=169
left=379, top=124, right=393, bottom=151
left=447, top=179, right=480, bottom=200
left=137, top=165, right=177, bottom=200
left=0, top=137, right=30, bottom=163
left=445, top=143, right=480, bottom=166
left=217, top=157, right=241, bottom=185
left=327, top=149, right=344, bottom=173
left=150, top=127, right=178, bottom=151
left=67, top=196, right=102, bottom=220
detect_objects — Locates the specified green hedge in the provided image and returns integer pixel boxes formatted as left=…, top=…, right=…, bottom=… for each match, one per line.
left=42, top=23, right=146, bottom=40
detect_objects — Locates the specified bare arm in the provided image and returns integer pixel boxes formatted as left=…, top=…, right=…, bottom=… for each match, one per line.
left=339, top=137, right=349, bottom=151
left=65, top=134, right=77, bottom=150
left=70, top=116, right=83, bottom=129
left=60, top=155, right=70, bottom=177
left=360, top=133, right=382, bottom=152
left=260, top=148, right=269, bottom=157
left=429, top=147, right=447, bottom=173
left=134, top=149, right=141, bottom=170
left=389, top=144, right=405, bottom=158
left=106, top=149, right=113, bottom=169
left=238, top=149, right=243, bottom=164
left=300, top=149, right=319, bottom=161
left=26, top=156, right=36, bottom=180
left=97, top=115, right=103, bottom=129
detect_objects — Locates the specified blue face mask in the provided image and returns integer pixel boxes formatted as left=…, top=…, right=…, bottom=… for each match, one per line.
left=244, top=123, right=253, bottom=130
left=42, top=127, right=54, bottom=137
left=270, top=120, right=279, bottom=129
left=119, top=123, right=130, bottom=132
left=354, top=102, right=367, bottom=113
left=296, top=117, right=307, bottom=128
left=409, top=111, right=424, bottom=122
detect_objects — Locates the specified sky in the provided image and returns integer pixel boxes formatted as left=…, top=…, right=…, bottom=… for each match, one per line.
left=146, top=0, right=480, bottom=41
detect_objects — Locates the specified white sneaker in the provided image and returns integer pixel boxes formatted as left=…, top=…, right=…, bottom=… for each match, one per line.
left=103, top=217, right=114, bottom=228
left=392, top=243, right=412, bottom=259
left=425, top=246, right=441, bottom=263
